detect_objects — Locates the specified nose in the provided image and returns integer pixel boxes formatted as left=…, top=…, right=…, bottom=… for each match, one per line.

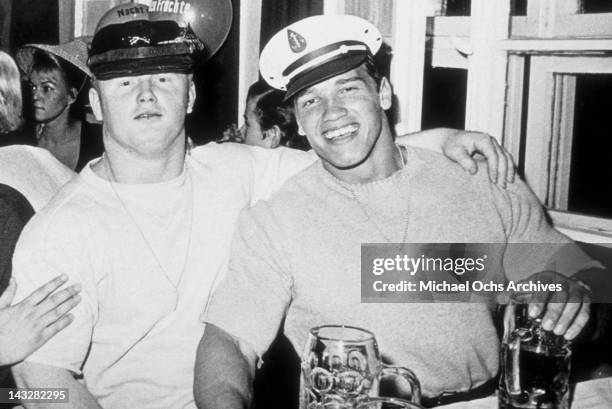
left=31, top=87, right=41, bottom=102
left=322, top=96, right=347, bottom=122
left=137, top=77, right=157, bottom=103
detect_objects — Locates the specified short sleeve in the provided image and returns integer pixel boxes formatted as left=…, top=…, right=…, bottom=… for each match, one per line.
left=244, top=145, right=316, bottom=206
left=11, top=211, right=97, bottom=375
left=203, top=206, right=293, bottom=358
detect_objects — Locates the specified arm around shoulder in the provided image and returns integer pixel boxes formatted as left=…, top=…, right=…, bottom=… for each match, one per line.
left=12, top=361, right=102, bottom=409
left=194, top=323, right=258, bottom=409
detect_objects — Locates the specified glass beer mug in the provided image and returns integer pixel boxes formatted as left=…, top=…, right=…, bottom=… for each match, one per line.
left=355, top=397, right=425, bottom=409
left=499, top=295, right=572, bottom=409
left=302, top=325, right=422, bottom=409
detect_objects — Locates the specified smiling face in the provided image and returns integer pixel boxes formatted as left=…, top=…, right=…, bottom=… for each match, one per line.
left=90, top=72, right=195, bottom=157
left=29, top=68, right=76, bottom=123
left=293, top=64, right=395, bottom=181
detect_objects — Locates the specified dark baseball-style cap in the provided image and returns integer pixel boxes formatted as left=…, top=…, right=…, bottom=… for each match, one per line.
left=259, top=14, right=383, bottom=101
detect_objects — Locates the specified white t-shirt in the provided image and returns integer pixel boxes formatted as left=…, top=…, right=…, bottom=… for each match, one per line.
left=11, top=142, right=315, bottom=409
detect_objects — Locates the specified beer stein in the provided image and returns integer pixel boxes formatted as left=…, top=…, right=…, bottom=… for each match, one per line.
left=355, top=397, right=425, bottom=409
left=499, top=294, right=572, bottom=409
left=302, top=325, right=421, bottom=409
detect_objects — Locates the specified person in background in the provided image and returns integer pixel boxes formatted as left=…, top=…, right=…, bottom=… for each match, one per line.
left=0, top=51, right=80, bottom=368
left=0, top=51, right=23, bottom=137
left=221, top=80, right=309, bottom=150
left=10, top=39, right=103, bottom=171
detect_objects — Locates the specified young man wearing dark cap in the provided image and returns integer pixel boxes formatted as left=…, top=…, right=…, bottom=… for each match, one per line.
left=10, top=4, right=516, bottom=409
left=9, top=4, right=312, bottom=409
left=196, top=14, right=600, bottom=408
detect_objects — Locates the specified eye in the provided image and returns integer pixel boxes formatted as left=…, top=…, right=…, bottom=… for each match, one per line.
left=301, top=97, right=319, bottom=108
left=340, top=85, right=358, bottom=94
left=42, top=85, right=53, bottom=93
left=120, top=80, right=131, bottom=87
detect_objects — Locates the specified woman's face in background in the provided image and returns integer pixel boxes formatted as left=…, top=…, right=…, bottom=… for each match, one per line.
left=29, top=68, right=75, bottom=123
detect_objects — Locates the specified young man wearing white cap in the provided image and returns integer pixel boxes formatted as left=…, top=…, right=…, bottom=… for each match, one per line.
left=196, top=14, right=600, bottom=408
left=10, top=4, right=515, bottom=409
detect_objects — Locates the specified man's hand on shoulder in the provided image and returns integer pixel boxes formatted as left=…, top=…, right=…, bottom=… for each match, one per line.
left=398, top=128, right=516, bottom=188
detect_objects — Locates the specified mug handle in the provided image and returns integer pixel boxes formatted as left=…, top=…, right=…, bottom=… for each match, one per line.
left=377, top=365, right=422, bottom=404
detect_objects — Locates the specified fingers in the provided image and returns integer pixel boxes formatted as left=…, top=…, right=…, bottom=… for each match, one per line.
left=39, top=293, right=81, bottom=329
left=504, top=150, right=516, bottom=184
left=453, top=146, right=478, bottom=175
left=21, top=275, right=69, bottom=306
left=564, top=300, right=591, bottom=340
left=540, top=287, right=571, bottom=331
left=474, top=134, right=499, bottom=184
left=0, top=277, right=17, bottom=308
left=36, top=284, right=82, bottom=318
left=38, top=314, right=75, bottom=346
left=494, top=142, right=507, bottom=189
left=527, top=294, right=548, bottom=319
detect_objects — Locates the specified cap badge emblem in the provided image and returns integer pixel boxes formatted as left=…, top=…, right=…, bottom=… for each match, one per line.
left=129, top=36, right=151, bottom=46
left=287, top=29, right=307, bottom=53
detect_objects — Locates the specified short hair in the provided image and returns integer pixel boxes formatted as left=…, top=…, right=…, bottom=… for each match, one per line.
left=30, top=49, right=84, bottom=92
left=247, top=80, right=303, bottom=148
left=28, top=49, right=90, bottom=120
left=0, top=51, right=23, bottom=133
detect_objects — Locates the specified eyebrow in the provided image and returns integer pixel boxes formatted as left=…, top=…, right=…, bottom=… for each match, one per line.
left=335, top=76, right=366, bottom=85
left=297, top=75, right=367, bottom=100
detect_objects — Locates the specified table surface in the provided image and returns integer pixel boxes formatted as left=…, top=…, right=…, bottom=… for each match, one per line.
left=438, top=377, right=612, bottom=409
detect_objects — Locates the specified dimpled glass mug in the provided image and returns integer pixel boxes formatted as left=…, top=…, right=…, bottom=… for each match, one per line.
left=301, top=325, right=422, bottom=409
left=499, top=294, right=572, bottom=409
left=355, top=397, right=425, bottom=409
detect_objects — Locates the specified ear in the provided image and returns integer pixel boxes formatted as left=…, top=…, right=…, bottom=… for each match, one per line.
left=379, top=77, right=392, bottom=111
left=187, top=79, right=196, bottom=114
left=264, top=125, right=282, bottom=149
left=89, top=87, right=103, bottom=122
left=67, top=87, right=78, bottom=105
left=296, top=118, right=306, bottom=136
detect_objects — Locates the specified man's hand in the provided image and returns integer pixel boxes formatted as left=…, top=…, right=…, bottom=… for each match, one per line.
left=398, top=128, right=516, bottom=187
left=0, top=275, right=81, bottom=366
left=441, top=129, right=515, bottom=188
left=520, top=271, right=591, bottom=340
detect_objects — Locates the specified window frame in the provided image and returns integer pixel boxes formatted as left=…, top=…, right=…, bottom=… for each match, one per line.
left=328, top=0, right=612, bottom=242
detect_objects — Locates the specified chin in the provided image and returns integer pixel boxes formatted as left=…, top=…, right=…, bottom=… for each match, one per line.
left=326, top=154, right=367, bottom=170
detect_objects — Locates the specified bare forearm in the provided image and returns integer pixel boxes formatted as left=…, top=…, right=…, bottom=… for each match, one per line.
left=194, top=324, right=257, bottom=409
left=12, top=362, right=102, bottom=409
left=397, top=128, right=457, bottom=152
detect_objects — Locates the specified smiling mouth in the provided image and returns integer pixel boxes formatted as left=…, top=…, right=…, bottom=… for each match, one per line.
left=134, top=113, right=162, bottom=120
left=323, top=124, right=359, bottom=141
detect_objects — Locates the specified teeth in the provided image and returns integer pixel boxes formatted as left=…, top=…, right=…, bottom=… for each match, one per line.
left=324, top=124, right=358, bottom=139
